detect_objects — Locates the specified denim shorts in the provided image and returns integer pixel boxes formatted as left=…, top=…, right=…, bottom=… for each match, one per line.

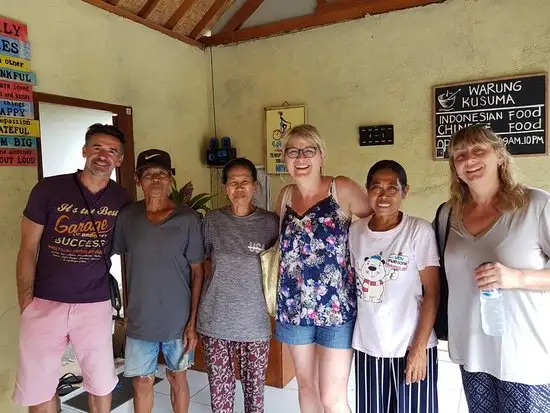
left=274, top=321, right=355, bottom=349
left=124, top=336, right=194, bottom=377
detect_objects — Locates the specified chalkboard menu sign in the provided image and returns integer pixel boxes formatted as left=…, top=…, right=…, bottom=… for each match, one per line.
left=433, top=73, right=547, bottom=160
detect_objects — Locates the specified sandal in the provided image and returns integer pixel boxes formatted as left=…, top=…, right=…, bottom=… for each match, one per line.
left=58, top=373, right=83, bottom=386
left=57, top=383, right=77, bottom=397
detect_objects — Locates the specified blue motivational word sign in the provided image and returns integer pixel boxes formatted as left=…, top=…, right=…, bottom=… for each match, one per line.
left=0, top=35, right=31, bottom=59
left=0, top=67, right=36, bottom=85
left=0, top=135, right=37, bottom=149
left=0, top=99, right=33, bottom=118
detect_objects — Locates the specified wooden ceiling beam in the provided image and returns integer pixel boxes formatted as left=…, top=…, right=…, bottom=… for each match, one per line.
left=105, top=0, right=121, bottom=5
left=316, top=0, right=421, bottom=15
left=82, top=0, right=204, bottom=49
left=202, top=0, right=444, bottom=46
left=189, top=0, right=229, bottom=39
left=164, top=0, right=197, bottom=30
left=220, top=0, right=263, bottom=33
left=137, top=0, right=163, bottom=18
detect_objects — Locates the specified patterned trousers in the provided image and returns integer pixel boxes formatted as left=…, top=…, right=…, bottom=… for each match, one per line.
left=461, top=367, right=550, bottom=413
left=202, top=336, right=270, bottom=413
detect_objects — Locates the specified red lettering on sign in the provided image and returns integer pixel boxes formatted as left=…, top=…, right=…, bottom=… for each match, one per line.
left=0, top=80, right=32, bottom=101
left=0, top=148, right=36, bottom=166
left=0, top=17, right=28, bottom=42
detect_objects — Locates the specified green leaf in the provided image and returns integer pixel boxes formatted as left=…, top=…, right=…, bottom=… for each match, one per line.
left=189, top=193, right=212, bottom=207
left=168, top=178, right=214, bottom=209
left=192, top=198, right=214, bottom=211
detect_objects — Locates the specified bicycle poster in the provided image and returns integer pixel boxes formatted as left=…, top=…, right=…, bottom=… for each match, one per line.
left=264, top=104, right=306, bottom=174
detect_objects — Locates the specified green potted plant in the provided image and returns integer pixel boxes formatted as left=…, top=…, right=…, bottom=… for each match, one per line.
left=170, top=178, right=214, bottom=217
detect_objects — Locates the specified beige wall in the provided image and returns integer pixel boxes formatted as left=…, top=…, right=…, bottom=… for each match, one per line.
left=2, top=0, right=550, bottom=410
left=0, top=0, right=210, bottom=411
left=210, top=0, right=550, bottom=217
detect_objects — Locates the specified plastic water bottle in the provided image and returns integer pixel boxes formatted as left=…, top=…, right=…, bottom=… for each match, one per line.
left=480, top=288, right=505, bottom=336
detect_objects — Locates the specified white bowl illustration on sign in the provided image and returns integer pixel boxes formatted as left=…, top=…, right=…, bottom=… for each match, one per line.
left=437, top=89, right=461, bottom=110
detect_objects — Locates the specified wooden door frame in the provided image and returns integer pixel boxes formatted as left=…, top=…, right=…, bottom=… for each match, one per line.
left=32, top=92, right=137, bottom=309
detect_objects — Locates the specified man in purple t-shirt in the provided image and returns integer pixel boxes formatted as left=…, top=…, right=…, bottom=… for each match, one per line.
left=12, top=124, right=131, bottom=413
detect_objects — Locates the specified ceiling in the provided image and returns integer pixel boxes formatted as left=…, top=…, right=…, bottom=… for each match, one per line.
left=83, top=0, right=445, bottom=48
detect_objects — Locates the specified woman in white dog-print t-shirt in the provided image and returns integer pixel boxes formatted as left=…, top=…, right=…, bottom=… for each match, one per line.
left=349, top=160, right=440, bottom=413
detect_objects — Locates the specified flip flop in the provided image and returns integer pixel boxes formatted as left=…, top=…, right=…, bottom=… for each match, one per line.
left=58, top=373, right=83, bottom=386
left=57, top=383, right=77, bottom=397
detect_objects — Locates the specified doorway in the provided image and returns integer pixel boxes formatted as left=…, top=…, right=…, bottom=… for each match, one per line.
left=33, top=92, right=137, bottom=310
left=32, top=92, right=137, bottom=397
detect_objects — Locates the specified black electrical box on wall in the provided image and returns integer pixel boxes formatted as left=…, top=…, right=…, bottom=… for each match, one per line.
left=359, top=125, right=394, bottom=146
left=207, top=136, right=237, bottom=166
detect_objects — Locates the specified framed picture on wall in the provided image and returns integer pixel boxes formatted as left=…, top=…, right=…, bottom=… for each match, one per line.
left=264, top=104, right=306, bottom=174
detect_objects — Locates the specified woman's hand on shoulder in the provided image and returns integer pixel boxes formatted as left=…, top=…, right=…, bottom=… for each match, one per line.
left=335, top=176, right=372, bottom=218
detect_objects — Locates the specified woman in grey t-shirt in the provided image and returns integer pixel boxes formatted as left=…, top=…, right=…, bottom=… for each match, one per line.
left=198, top=158, right=278, bottom=413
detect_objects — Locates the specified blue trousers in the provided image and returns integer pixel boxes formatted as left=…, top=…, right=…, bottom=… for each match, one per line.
left=461, top=367, right=550, bottom=413
left=355, top=347, right=439, bottom=413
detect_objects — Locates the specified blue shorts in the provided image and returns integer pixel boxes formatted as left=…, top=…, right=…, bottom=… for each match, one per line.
left=274, top=321, right=354, bottom=349
left=124, top=336, right=194, bottom=377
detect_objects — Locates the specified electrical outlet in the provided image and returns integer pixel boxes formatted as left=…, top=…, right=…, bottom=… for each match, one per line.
left=359, top=125, right=394, bottom=146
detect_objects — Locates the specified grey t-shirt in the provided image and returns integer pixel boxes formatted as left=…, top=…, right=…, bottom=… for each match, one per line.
left=444, top=188, right=550, bottom=384
left=113, top=201, right=204, bottom=342
left=198, top=206, right=279, bottom=342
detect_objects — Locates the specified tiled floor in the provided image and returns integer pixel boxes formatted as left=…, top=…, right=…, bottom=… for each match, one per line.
left=60, top=348, right=469, bottom=413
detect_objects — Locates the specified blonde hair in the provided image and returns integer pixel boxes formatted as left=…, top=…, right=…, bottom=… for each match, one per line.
left=448, top=124, right=528, bottom=221
left=281, top=124, right=327, bottom=159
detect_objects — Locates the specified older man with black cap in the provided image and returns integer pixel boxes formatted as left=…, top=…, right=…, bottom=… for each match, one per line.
left=112, top=149, right=204, bottom=413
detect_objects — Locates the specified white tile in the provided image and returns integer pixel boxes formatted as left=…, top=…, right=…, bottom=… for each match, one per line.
left=458, top=391, right=469, bottom=413
left=112, top=392, right=174, bottom=413
left=263, top=387, right=300, bottom=413
left=154, top=377, right=172, bottom=396
left=438, top=349, right=452, bottom=363
left=152, top=393, right=175, bottom=413
left=155, top=370, right=209, bottom=398
left=187, top=370, right=211, bottom=397
left=438, top=389, right=461, bottom=413
left=192, top=380, right=245, bottom=412
left=438, top=341, right=449, bottom=352
left=438, top=362, right=463, bottom=392
left=281, top=372, right=356, bottom=410
left=155, top=365, right=167, bottom=378
left=189, top=401, right=217, bottom=413
left=284, top=378, right=298, bottom=390
left=60, top=408, right=81, bottom=413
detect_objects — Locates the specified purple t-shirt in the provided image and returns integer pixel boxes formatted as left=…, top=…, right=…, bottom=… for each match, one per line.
left=24, top=172, right=131, bottom=303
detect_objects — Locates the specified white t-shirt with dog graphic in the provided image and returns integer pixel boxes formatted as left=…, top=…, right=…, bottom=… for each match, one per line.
left=349, top=213, right=440, bottom=358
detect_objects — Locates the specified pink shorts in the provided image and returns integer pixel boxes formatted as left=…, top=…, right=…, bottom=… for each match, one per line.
left=12, top=298, right=118, bottom=406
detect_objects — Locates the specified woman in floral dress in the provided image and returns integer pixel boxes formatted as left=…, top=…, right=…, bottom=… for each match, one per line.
left=274, top=124, right=371, bottom=413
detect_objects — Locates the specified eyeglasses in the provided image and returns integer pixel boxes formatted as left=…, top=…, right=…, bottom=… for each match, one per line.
left=284, top=147, right=317, bottom=159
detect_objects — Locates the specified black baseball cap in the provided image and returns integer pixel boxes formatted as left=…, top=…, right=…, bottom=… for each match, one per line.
left=136, top=149, right=176, bottom=176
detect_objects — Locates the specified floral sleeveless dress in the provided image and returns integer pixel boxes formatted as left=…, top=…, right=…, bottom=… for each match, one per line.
left=276, top=180, right=356, bottom=327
